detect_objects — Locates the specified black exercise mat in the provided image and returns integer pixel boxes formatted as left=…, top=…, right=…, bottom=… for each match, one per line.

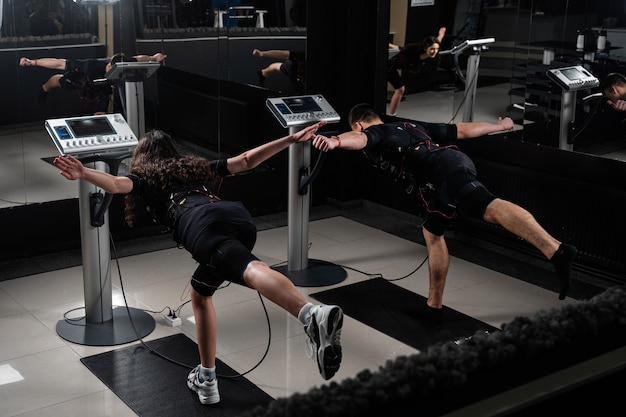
left=311, top=278, right=498, bottom=351
left=81, top=333, right=273, bottom=417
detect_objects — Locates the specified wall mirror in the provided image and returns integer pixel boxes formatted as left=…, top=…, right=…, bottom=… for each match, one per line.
left=0, top=0, right=305, bottom=210
left=3, top=0, right=626, bottom=212
left=388, top=0, right=626, bottom=160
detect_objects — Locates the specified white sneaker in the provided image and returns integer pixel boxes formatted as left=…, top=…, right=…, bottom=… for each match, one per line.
left=304, top=305, right=343, bottom=380
left=187, top=365, right=220, bottom=405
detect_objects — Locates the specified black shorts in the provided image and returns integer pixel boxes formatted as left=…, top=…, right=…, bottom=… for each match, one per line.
left=387, top=68, right=404, bottom=90
left=423, top=153, right=496, bottom=236
left=172, top=196, right=259, bottom=296
left=59, top=70, right=90, bottom=91
left=280, top=59, right=298, bottom=82
left=191, top=236, right=259, bottom=297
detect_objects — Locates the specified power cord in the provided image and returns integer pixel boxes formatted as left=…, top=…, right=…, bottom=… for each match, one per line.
left=270, top=253, right=429, bottom=284
left=447, top=59, right=480, bottom=124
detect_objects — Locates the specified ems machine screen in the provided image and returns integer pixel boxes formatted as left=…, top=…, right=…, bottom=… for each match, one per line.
left=561, top=67, right=586, bottom=80
left=283, top=97, right=323, bottom=113
left=67, top=117, right=116, bottom=137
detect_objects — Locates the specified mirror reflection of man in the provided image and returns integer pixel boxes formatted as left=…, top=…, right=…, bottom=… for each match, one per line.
left=601, top=72, right=626, bottom=113
left=252, top=49, right=305, bottom=94
left=19, top=52, right=167, bottom=114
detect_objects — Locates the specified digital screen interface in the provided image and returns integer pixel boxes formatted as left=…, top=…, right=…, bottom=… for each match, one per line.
left=275, top=103, right=291, bottom=115
left=67, top=117, right=116, bottom=137
left=283, top=97, right=323, bottom=113
left=54, top=126, right=72, bottom=140
left=562, top=68, right=586, bottom=80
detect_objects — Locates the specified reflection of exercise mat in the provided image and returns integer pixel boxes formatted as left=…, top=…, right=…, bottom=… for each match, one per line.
left=45, top=113, right=137, bottom=155
left=266, top=95, right=340, bottom=128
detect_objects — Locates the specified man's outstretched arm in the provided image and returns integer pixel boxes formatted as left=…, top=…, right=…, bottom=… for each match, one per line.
left=456, top=117, right=514, bottom=139
left=311, top=131, right=368, bottom=152
left=19, top=57, right=67, bottom=70
left=134, top=53, right=167, bottom=62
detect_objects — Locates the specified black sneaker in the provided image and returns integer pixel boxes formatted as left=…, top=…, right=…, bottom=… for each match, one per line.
left=304, top=305, right=343, bottom=380
left=551, top=243, right=577, bottom=300
left=425, top=304, right=444, bottom=324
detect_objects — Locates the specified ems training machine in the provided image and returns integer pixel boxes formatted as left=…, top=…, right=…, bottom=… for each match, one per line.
left=45, top=113, right=137, bottom=155
left=266, top=95, right=345, bottom=287
left=46, top=114, right=155, bottom=346
left=440, top=37, right=496, bottom=123
left=546, top=65, right=600, bottom=151
left=102, top=60, right=161, bottom=137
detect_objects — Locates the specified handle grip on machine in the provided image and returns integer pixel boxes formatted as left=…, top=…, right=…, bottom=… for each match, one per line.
left=78, top=151, right=133, bottom=227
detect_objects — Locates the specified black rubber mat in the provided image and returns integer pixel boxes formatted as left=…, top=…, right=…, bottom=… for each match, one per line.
left=311, top=277, right=498, bottom=351
left=81, top=333, right=273, bottom=417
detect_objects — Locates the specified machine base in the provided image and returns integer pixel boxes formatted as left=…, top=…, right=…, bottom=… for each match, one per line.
left=274, top=259, right=347, bottom=287
left=56, top=306, right=155, bottom=346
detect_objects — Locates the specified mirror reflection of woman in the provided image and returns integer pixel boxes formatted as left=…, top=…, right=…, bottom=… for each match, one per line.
left=387, top=27, right=446, bottom=116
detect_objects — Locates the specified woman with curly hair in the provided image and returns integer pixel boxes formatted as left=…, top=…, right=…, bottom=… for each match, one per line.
left=52, top=123, right=343, bottom=405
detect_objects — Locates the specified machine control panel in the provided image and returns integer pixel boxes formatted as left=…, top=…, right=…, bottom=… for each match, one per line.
left=45, top=113, right=138, bottom=155
left=266, top=95, right=340, bottom=128
left=103, top=61, right=161, bottom=82
left=546, top=65, right=599, bottom=91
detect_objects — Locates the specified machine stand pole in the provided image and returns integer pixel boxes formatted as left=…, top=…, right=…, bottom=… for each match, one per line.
left=559, top=90, right=576, bottom=151
left=125, top=81, right=145, bottom=137
left=80, top=161, right=112, bottom=323
left=274, top=127, right=346, bottom=287
left=462, top=51, right=481, bottom=123
left=287, top=129, right=310, bottom=270
left=56, top=161, right=155, bottom=346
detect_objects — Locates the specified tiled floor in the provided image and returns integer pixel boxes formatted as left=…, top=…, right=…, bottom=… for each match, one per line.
left=0, top=215, right=578, bottom=417
left=0, top=81, right=616, bottom=416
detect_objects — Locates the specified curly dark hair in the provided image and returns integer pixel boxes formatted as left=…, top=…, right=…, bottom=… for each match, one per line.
left=124, top=130, right=219, bottom=227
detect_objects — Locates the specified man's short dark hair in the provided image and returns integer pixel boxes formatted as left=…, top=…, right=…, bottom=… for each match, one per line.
left=600, top=72, right=626, bottom=94
left=348, top=103, right=379, bottom=125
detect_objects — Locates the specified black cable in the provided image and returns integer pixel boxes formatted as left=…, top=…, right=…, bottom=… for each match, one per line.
left=448, top=54, right=480, bottom=124
left=0, top=198, right=27, bottom=205
left=270, top=253, right=429, bottom=285
left=216, top=292, right=272, bottom=379
left=570, top=94, right=604, bottom=144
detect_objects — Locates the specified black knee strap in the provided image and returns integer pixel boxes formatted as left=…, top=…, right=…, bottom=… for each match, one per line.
left=455, top=184, right=496, bottom=219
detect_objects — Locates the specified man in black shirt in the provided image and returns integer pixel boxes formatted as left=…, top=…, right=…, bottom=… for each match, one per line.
left=19, top=52, right=166, bottom=113
left=252, top=49, right=305, bottom=93
left=312, top=103, right=576, bottom=321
